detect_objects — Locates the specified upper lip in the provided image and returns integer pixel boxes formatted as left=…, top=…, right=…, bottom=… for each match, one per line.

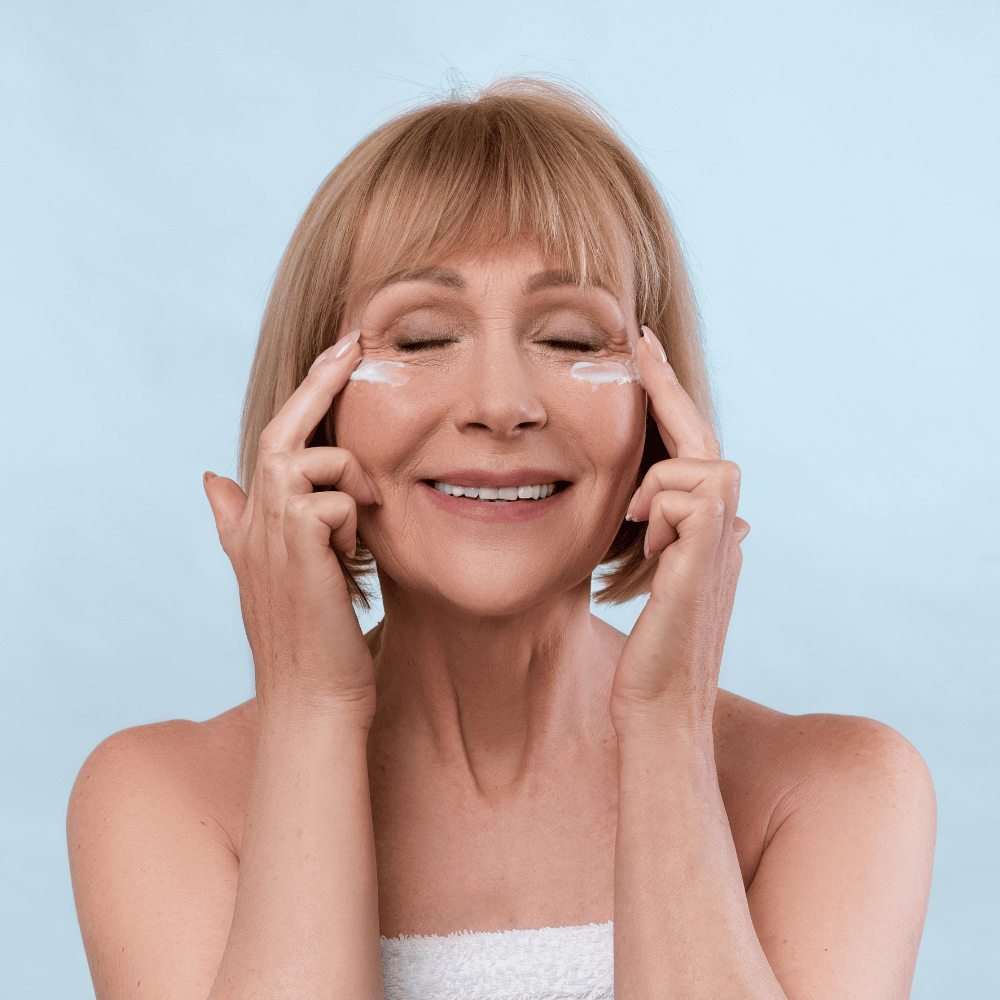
left=426, top=468, right=570, bottom=489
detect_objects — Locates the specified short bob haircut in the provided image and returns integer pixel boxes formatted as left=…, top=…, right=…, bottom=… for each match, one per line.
left=239, top=76, right=717, bottom=609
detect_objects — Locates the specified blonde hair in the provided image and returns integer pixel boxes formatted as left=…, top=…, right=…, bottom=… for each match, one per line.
left=239, top=77, right=716, bottom=608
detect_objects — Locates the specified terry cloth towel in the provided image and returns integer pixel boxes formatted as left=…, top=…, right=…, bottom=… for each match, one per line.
left=379, top=919, right=614, bottom=1000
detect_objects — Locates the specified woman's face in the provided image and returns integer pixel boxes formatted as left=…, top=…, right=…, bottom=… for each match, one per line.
left=333, top=240, right=647, bottom=617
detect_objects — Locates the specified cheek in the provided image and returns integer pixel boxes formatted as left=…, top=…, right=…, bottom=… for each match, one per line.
left=331, top=380, right=437, bottom=470
left=331, top=368, right=646, bottom=479
left=554, top=379, right=647, bottom=470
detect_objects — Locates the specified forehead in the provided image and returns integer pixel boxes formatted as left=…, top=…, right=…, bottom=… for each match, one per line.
left=346, top=235, right=636, bottom=323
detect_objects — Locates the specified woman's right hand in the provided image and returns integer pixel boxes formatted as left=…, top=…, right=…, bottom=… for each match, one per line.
left=203, top=329, right=382, bottom=725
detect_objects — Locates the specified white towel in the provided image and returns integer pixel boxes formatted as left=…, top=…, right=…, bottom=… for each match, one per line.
left=380, top=919, right=614, bottom=1000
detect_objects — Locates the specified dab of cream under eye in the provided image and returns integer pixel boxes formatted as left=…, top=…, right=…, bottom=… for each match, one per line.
left=570, top=360, right=642, bottom=389
left=349, top=359, right=409, bottom=386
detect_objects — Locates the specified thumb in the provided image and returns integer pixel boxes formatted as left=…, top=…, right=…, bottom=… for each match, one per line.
left=203, top=472, right=247, bottom=554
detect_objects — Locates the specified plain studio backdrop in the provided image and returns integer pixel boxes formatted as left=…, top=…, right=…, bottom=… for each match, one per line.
left=2, top=1, right=996, bottom=996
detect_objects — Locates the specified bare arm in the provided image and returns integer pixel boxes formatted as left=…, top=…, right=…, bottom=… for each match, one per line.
left=69, top=329, right=389, bottom=998
left=68, top=723, right=243, bottom=1000
left=67, top=707, right=382, bottom=1000
left=613, top=725, right=785, bottom=999
left=210, top=706, right=381, bottom=1000
left=610, top=327, right=935, bottom=997
left=746, top=717, right=936, bottom=999
left=612, top=715, right=935, bottom=999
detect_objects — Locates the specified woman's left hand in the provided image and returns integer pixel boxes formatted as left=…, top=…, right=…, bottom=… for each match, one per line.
left=609, top=326, right=751, bottom=737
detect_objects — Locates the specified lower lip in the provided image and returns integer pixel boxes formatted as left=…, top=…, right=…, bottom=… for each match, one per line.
left=416, top=481, right=570, bottom=523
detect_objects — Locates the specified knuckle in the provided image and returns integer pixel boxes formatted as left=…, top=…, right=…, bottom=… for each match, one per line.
left=258, top=425, right=278, bottom=452
left=715, top=460, right=741, bottom=493
left=705, top=497, right=726, bottom=519
left=330, top=491, right=355, bottom=517
left=284, top=493, right=313, bottom=519
left=259, top=450, right=286, bottom=481
left=720, top=459, right=741, bottom=482
left=644, top=461, right=670, bottom=488
left=649, top=491, right=669, bottom=518
left=330, top=446, right=356, bottom=474
left=260, top=451, right=297, bottom=493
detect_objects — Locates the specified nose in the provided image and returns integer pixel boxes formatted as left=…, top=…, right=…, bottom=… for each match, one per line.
left=455, top=334, right=547, bottom=438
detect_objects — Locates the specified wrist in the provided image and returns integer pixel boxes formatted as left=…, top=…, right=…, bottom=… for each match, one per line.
left=257, top=692, right=375, bottom=739
left=610, top=695, right=714, bottom=748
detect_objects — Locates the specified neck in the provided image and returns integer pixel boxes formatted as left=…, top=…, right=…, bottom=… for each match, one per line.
left=366, top=574, right=623, bottom=801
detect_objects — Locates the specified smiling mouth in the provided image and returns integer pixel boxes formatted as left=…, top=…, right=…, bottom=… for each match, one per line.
left=424, top=479, right=570, bottom=503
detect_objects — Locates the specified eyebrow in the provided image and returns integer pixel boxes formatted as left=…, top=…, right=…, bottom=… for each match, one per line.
left=524, top=269, right=615, bottom=297
left=375, top=266, right=467, bottom=294
left=374, top=266, right=614, bottom=297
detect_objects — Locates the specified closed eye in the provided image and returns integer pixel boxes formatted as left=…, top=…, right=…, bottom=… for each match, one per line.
left=395, top=337, right=458, bottom=352
left=541, top=339, right=598, bottom=352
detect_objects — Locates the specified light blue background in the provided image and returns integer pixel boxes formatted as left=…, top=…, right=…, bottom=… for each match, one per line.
left=2, top=1, right=996, bottom=996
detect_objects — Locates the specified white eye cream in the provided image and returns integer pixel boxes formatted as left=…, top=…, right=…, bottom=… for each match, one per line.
left=349, top=359, right=409, bottom=386
left=570, top=360, right=641, bottom=389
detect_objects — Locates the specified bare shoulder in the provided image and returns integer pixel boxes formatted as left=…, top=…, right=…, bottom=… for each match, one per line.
left=713, top=691, right=936, bottom=998
left=715, top=687, right=933, bottom=791
left=67, top=700, right=259, bottom=999
left=764, top=701, right=937, bottom=861
left=715, top=689, right=933, bottom=819
left=69, top=698, right=258, bottom=849
left=712, top=689, right=935, bottom=888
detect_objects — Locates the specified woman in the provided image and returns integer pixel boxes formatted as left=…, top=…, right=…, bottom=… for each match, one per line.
left=67, top=78, right=935, bottom=999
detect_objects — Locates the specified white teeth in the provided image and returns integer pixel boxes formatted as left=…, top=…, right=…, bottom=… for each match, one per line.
left=432, top=480, right=560, bottom=502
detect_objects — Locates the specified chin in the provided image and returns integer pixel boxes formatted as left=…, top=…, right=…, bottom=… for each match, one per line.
left=378, top=550, right=588, bottom=620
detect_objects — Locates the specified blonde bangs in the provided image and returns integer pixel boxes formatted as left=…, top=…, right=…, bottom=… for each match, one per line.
left=346, top=88, right=661, bottom=319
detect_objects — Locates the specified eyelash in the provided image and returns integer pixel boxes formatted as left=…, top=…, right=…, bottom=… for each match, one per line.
left=396, top=338, right=596, bottom=353
left=395, top=338, right=458, bottom=352
left=541, top=339, right=596, bottom=352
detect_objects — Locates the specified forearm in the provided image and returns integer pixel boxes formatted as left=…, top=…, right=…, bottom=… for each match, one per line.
left=209, top=704, right=383, bottom=1000
left=613, top=724, right=785, bottom=1000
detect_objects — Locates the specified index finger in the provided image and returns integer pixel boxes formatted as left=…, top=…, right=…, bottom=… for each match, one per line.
left=257, top=330, right=362, bottom=458
left=636, top=326, right=721, bottom=460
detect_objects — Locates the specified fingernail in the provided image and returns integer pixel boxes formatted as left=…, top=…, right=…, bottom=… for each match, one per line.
left=309, top=330, right=361, bottom=373
left=643, top=530, right=650, bottom=559
left=335, top=329, right=361, bottom=358
left=625, top=488, right=639, bottom=521
left=203, top=471, right=217, bottom=484
left=309, top=346, right=334, bottom=373
left=364, top=472, right=383, bottom=505
left=641, top=326, right=667, bottom=364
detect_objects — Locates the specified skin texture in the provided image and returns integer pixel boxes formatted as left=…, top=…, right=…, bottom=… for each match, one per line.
left=66, top=240, right=936, bottom=1000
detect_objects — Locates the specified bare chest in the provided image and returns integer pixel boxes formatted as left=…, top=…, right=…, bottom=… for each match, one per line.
left=216, top=693, right=780, bottom=941
left=368, top=760, right=621, bottom=940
